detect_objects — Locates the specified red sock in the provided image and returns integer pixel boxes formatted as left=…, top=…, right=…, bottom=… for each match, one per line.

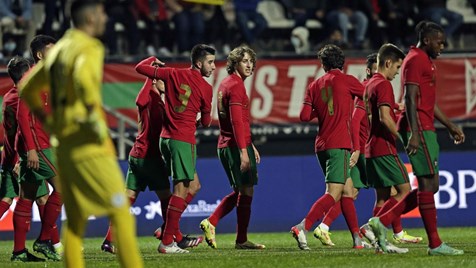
left=236, top=194, right=252, bottom=244
left=129, top=196, right=136, bottom=206
left=304, top=193, right=335, bottom=231
left=376, top=197, right=398, bottom=217
left=185, top=193, right=194, bottom=204
left=13, top=199, right=33, bottom=252
left=379, top=189, right=418, bottom=226
left=373, top=206, right=382, bottom=217
left=341, top=197, right=359, bottom=234
left=162, top=195, right=187, bottom=245
left=418, top=191, right=442, bottom=249
left=51, top=224, right=61, bottom=245
left=39, top=191, right=63, bottom=241
left=0, top=201, right=11, bottom=219
left=37, top=204, right=46, bottom=220
left=322, top=200, right=341, bottom=226
left=209, top=191, right=238, bottom=226
left=392, top=216, right=403, bottom=234
left=160, top=195, right=170, bottom=230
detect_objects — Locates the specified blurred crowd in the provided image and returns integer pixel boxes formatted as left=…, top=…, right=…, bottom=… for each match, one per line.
left=1, top=0, right=476, bottom=61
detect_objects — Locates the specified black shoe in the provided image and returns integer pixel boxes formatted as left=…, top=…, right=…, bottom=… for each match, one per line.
left=11, top=249, right=46, bottom=262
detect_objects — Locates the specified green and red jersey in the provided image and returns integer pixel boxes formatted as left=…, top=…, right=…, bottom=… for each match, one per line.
left=217, top=74, right=252, bottom=149
left=303, top=69, right=364, bottom=152
left=399, top=46, right=437, bottom=131
left=364, top=73, right=398, bottom=157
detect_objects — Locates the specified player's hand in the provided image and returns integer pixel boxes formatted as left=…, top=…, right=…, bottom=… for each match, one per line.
left=350, top=150, right=360, bottom=168
left=152, top=59, right=165, bottom=67
left=252, top=144, right=261, bottom=164
left=240, top=149, right=251, bottom=172
left=152, top=79, right=165, bottom=94
left=406, top=132, right=420, bottom=156
left=27, top=149, right=40, bottom=170
left=397, top=102, right=405, bottom=111
left=449, top=125, right=465, bottom=145
left=13, top=162, right=20, bottom=178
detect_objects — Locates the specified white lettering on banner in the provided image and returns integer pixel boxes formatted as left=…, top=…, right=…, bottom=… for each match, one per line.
left=465, top=59, right=476, bottom=114
left=287, top=65, right=318, bottom=118
left=252, top=66, right=275, bottom=119
left=457, top=170, right=476, bottom=208
left=183, top=200, right=221, bottom=217
left=435, top=171, right=457, bottom=209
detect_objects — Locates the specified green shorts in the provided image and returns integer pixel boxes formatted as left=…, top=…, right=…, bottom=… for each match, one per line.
left=316, top=149, right=351, bottom=184
left=1, top=167, right=49, bottom=199
left=366, top=154, right=410, bottom=188
left=350, top=154, right=368, bottom=189
left=218, top=145, right=258, bottom=188
left=159, top=138, right=196, bottom=181
left=126, top=156, right=170, bottom=191
left=401, top=130, right=439, bottom=177
left=19, top=148, right=57, bottom=184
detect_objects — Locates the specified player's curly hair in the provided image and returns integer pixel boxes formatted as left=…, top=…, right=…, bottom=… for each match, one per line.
left=226, top=46, right=257, bottom=74
left=317, top=44, right=345, bottom=70
left=415, top=20, right=444, bottom=42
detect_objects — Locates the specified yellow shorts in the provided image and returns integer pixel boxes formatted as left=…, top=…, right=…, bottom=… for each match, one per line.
left=57, top=154, right=128, bottom=221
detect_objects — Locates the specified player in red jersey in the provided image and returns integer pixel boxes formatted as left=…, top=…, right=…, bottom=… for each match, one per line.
left=13, top=38, right=63, bottom=262
left=290, top=44, right=364, bottom=250
left=199, top=46, right=264, bottom=250
left=135, top=44, right=216, bottom=253
left=369, top=21, right=465, bottom=256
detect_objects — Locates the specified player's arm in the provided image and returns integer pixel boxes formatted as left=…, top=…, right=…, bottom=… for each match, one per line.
left=379, top=104, right=399, bottom=138
left=230, top=103, right=250, bottom=172
left=199, top=86, right=213, bottom=128
left=434, top=104, right=465, bottom=144
left=404, top=83, right=420, bottom=155
left=16, top=100, right=39, bottom=170
left=300, top=84, right=318, bottom=121
left=135, top=56, right=167, bottom=80
left=73, top=46, right=108, bottom=142
left=136, top=78, right=153, bottom=108
left=18, top=61, right=49, bottom=122
left=350, top=107, right=365, bottom=167
left=252, top=143, right=260, bottom=164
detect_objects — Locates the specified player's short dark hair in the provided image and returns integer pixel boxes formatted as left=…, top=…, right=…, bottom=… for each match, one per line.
left=70, top=0, right=104, bottom=27
left=7, top=56, right=30, bottom=84
left=190, top=44, right=216, bottom=66
left=415, top=20, right=444, bottom=42
left=30, top=35, right=56, bottom=63
left=226, top=46, right=256, bottom=74
left=366, top=53, right=377, bottom=70
left=317, top=44, right=345, bottom=70
left=377, top=43, right=405, bottom=68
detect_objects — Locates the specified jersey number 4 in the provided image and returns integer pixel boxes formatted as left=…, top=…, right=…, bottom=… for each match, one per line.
left=174, top=84, right=192, bottom=113
left=321, top=86, right=334, bottom=115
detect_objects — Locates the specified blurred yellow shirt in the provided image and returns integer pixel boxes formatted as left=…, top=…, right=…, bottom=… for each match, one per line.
left=19, top=29, right=116, bottom=161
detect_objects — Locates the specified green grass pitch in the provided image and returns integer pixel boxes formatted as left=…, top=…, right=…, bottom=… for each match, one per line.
left=0, top=227, right=474, bottom=267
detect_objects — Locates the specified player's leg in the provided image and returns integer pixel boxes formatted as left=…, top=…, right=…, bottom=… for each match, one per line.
left=158, top=138, right=192, bottom=254
left=340, top=177, right=363, bottom=248
left=0, top=168, right=18, bottom=218
left=153, top=155, right=172, bottom=240
left=62, top=207, right=87, bottom=268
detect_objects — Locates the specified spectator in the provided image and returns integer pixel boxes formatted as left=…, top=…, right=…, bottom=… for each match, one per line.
left=168, top=0, right=205, bottom=56
left=202, top=2, right=232, bottom=56
left=0, top=0, right=35, bottom=57
left=233, top=0, right=267, bottom=47
left=325, top=0, right=371, bottom=49
left=135, top=0, right=174, bottom=56
left=280, top=0, right=327, bottom=28
left=416, top=0, right=463, bottom=47
left=104, top=0, right=140, bottom=56
left=42, top=0, right=69, bottom=38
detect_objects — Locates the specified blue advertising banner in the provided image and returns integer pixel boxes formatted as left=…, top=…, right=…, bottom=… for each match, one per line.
left=1, top=152, right=475, bottom=239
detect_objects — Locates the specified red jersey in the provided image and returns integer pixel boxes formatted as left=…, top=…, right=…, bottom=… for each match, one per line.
left=1, top=87, right=19, bottom=167
left=217, top=74, right=252, bottom=149
left=303, top=69, right=364, bottom=152
left=351, top=97, right=368, bottom=153
left=15, top=93, right=50, bottom=154
left=136, top=57, right=212, bottom=144
left=399, top=46, right=436, bottom=131
left=364, top=73, right=397, bottom=157
left=129, top=78, right=165, bottom=159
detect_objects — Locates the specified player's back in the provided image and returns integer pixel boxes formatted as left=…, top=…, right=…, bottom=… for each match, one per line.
left=161, top=67, right=212, bottom=144
left=43, top=29, right=115, bottom=159
left=308, top=69, right=363, bottom=151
